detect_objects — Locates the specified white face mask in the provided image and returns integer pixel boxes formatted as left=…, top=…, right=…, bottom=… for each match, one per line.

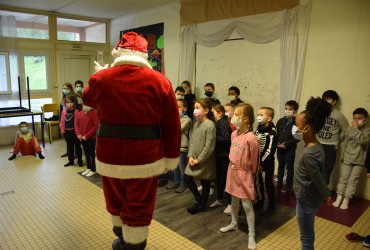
left=20, top=127, right=28, bottom=133
left=228, top=95, right=236, bottom=102
left=291, top=125, right=303, bottom=140
left=176, top=94, right=184, bottom=100
left=230, top=116, right=241, bottom=129
left=285, top=110, right=294, bottom=118
left=256, top=115, right=264, bottom=125
left=225, top=112, right=230, bottom=118
left=357, top=119, right=366, bottom=127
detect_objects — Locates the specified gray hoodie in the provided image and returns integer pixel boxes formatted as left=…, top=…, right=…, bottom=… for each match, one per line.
left=341, top=126, right=370, bottom=165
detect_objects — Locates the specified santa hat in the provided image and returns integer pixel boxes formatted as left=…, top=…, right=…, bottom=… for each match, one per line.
left=112, top=32, right=149, bottom=60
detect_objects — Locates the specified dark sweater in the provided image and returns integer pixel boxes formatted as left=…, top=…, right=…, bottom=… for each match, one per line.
left=184, top=93, right=196, bottom=119
left=366, top=143, right=370, bottom=173
left=276, top=116, right=299, bottom=149
left=293, top=144, right=331, bottom=209
left=255, top=122, right=278, bottom=167
left=231, top=98, right=243, bottom=106
left=215, top=116, right=232, bottom=158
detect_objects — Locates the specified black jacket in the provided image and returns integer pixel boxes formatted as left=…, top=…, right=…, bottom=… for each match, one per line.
left=215, top=116, right=232, bottom=158
left=255, top=122, right=278, bottom=167
left=276, top=116, right=299, bottom=150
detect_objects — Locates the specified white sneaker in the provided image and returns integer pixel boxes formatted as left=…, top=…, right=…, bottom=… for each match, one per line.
left=220, top=223, right=238, bottom=233
left=209, top=188, right=214, bottom=195
left=224, top=204, right=232, bottom=214
left=248, top=235, right=256, bottom=249
left=210, top=200, right=223, bottom=208
left=86, top=171, right=96, bottom=177
left=197, top=185, right=203, bottom=191
left=82, top=169, right=91, bottom=176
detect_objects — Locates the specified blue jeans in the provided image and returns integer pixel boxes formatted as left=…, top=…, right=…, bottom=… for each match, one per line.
left=296, top=200, right=318, bottom=250
left=277, top=147, right=296, bottom=189
left=173, top=151, right=187, bottom=186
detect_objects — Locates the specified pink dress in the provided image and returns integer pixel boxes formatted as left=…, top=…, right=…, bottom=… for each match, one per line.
left=225, top=131, right=260, bottom=200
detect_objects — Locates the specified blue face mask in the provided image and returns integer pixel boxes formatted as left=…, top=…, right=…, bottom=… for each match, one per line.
left=75, top=87, right=83, bottom=93
left=63, top=89, right=70, bottom=95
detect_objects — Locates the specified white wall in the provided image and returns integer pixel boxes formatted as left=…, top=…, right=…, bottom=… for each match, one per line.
left=110, top=2, right=181, bottom=87
left=299, top=0, right=370, bottom=199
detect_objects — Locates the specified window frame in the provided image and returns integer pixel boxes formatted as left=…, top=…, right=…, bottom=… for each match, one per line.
left=19, top=50, right=52, bottom=95
left=0, top=51, right=11, bottom=94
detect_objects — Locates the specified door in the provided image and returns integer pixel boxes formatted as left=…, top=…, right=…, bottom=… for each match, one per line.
left=61, top=55, right=93, bottom=85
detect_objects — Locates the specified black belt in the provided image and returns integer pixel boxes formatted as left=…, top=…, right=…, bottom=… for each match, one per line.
left=97, top=124, right=161, bottom=140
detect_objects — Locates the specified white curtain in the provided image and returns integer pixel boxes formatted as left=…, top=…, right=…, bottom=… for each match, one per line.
left=180, top=2, right=312, bottom=113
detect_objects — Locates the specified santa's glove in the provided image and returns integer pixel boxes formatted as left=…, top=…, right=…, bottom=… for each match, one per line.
left=94, top=61, right=109, bottom=73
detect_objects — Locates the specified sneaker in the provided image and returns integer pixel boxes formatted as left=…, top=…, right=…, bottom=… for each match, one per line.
left=60, top=153, right=67, bottom=157
left=363, top=235, right=370, bottom=248
left=223, top=204, right=232, bottom=214
left=167, top=183, right=179, bottom=190
left=220, top=223, right=238, bottom=233
left=210, top=200, right=223, bottom=208
left=197, top=185, right=203, bottom=191
left=64, top=162, right=74, bottom=167
left=38, top=152, right=45, bottom=159
left=86, top=171, right=96, bottom=177
left=78, top=161, right=84, bottom=167
left=175, top=186, right=187, bottom=193
left=8, top=154, right=16, bottom=161
left=209, top=188, right=214, bottom=195
left=82, top=169, right=91, bottom=176
left=187, top=201, right=205, bottom=215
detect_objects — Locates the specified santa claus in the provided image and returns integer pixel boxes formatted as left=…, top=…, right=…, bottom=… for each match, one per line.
left=83, top=32, right=181, bottom=250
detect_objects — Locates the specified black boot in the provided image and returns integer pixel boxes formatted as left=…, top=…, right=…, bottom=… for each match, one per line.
left=8, top=154, right=16, bottom=161
left=124, top=239, right=147, bottom=250
left=112, top=226, right=125, bottom=250
left=187, top=197, right=205, bottom=215
left=38, top=152, right=45, bottom=159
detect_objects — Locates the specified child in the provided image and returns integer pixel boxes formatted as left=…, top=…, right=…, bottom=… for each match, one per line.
left=74, top=80, right=84, bottom=111
left=228, top=86, right=243, bottom=106
left=167, top=99, right=192, bottom=193
left=220, top=103, right=260, bottom=250
left=332, top=108, right=369, bottom=209
left=181, top=80, right=196, bottom=119
left=292, top=97, right=332, bottom=250
left=317, top=90, right=348, bottom=184
left=254, top=107, right=278, bottom=215
left=8, top=121, right=45, bottom=160
left=75, top=104, right=99, bottom=177
left=210, top=104, right=232, bottom=213
left=60, top=95, right=83, bottom=167
left=184, top=98, right=216, bottom=214
left=175, top=86, right=185, bottom=100
left=276, top=100, right=300, bottom=193
left=204, top=82, right=221, bottom=105
left=224, top=103, right=237, bottom=132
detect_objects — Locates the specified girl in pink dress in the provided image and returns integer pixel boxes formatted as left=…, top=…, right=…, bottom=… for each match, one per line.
left=220, top=103, right=260, bottom=250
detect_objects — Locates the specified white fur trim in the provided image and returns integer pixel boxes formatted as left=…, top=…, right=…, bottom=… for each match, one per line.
left=122, top=224, right=148, bottom=244
left=111, top=215, right=122, bottom=227
left=96, top=157, right=179, bottom=179
left=111, top=54, right=152, bottom=69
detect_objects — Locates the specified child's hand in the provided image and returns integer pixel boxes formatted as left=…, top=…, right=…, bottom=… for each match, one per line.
left=192, top=159, right=199, bottom=165
left=280, top=143, right=286, bottom=149
left=82, top=136, right=87, bottom=140
left=351, top=120, right=358, bottom=128
left=189, top=157, right=197, bottom=167
left=77, top=135, right=82, bottom=140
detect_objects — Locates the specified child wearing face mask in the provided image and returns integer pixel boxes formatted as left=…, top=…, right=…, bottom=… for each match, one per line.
left=220, top=103, right=260, bottom=250
left=174, top=86, right=185, bottom=100
left=8, top=122, right=45, bottom=160
left=210, top=104, right=232, bottom=213
left=276, top=100, right=300, bottom=193
left=225, top=103, right=237, bottom=132
left=74, top=80, right=84, bottom=111
left=184, top=98, right=216, bottom=214
left=60, top=95, right=83, bottom=167
left=181, top=81, right=197, bottom=119
left=228, top=86, right=243, bottom=106
left=204, top=82, right=221, bottom=105
left=332, top=108, right=370, bottom=209
left=292, top=97, right=332, bottom=250
left=317, top=90, right=348, bottom=184
left=254, top=107, right=278, bottom=215
left=76, top=104, right=99, bottom=177
left=166, top=99, right=192, bottom=193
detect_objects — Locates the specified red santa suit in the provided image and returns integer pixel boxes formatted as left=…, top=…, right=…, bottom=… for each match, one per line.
left=83, top=32, right=181, bottom=249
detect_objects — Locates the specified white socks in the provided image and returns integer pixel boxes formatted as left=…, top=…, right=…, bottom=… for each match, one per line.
left=333, top=195, right=343, bottom=207
left=340, top=198, right=349, bottom=210
left=248, top=235, right=256, bottom=250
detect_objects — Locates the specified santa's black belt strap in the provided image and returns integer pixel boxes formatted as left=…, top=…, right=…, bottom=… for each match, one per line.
left=98, top=124, right=161, bottom=140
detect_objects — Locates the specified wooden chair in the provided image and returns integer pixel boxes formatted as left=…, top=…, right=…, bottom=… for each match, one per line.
left=41, top=104, right=61, bottom=143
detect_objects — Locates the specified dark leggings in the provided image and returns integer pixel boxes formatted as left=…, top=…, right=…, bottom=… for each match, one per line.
left=184, top=174, right=211, bottom=206
left=216, top=156, right=231, bottom=204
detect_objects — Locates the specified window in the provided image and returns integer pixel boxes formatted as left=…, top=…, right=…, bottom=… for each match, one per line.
left=21, top=52, right=51, bottom=93
left=0, top=10, right=49, bottom=39
left=57, top=17, right=106, bottom=43
left=0, top=52, right=11, bottom=94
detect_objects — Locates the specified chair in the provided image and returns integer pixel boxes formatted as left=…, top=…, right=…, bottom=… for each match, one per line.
left=41, top=104, right=61, bottom=143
